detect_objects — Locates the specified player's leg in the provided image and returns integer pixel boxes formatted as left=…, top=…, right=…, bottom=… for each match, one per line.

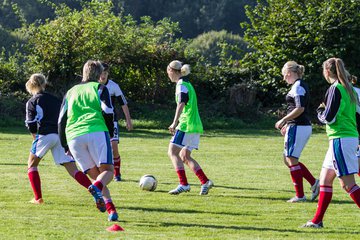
left=63, top=162, right=92, bottom=189
left=179, top=148, right=213, bottom=195
left=303, top=167, right=335, bottom=228
left=88, top=131, right=116, bottom=217
left=27, top=152, right=43, bottom=204
left=112, top=141, right=122, bottom=181
left=68, top=134, right=106, bottom=212
left=334, top=138, right=360, bottom=207
left=27, top=134, right=55, bottom=204
left=51, top=137, right=92, bottom=189
left=168, top=140, right=190, bottom=194
left=98, top=165, right=118, bottom=221
left=286, top=156, right=306, bottom=202
left=284, top=125, right=312, bottom=202
left=111, top=121, right=122, bottom=181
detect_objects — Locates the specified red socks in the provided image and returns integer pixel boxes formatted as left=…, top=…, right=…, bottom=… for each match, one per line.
left=93, top=180, right=104, bottom=191
left=347, top=184, right=360, bottom=208
left=194, top=168, right=209, bottom=185
left=28, top=167, right=42, bottom=200
left=289, top=164, right=304, bottom=198
left=105, top=199, right=117, bottom=213
left=176, top=169, right=188, bottom=185
left=312, top=185, right=333, bottom=224
left=74, top=171, right=92, bottom=189
left=113, top=156, right=121, bottom=177
left=298, top=162, right=316, bottom=186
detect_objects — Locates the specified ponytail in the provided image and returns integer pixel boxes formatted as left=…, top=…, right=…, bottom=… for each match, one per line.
left=334, top=58, right=357, bottom=103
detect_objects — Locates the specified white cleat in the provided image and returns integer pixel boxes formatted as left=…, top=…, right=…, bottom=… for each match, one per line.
left=199, top=179, right=214, bottom=195
left=287, top=196, right=306, bottom=203
left=302, top=220, right=323, bottom=228
left=168, top=184, right=191, bottom=195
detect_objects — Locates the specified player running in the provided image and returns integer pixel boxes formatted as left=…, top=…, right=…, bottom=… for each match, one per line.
left=303, top=58, right=360, bottom=228
left=58, top=60, right=119, bottom=221
left=99, top=62, right=133, bottom=182
left=25, top=73, right=93, bottom=204
left=166, top=60, right=213, bottom=195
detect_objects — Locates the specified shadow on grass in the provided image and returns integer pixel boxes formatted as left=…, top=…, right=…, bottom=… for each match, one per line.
left=158, top=222, right=360, bottom=234
left=124, top=206, right=256, bottom=217
left=0, top=163, right=28, bottom=166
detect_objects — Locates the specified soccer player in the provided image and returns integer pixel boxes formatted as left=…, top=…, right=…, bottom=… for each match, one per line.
left=25, top=73, right=93, bottom=204
left=303, top=58, right=360, bottom=228
left=166, top=60, right=214, bottom=195
left=98, top=62, right=133, bottom=182
left=275, top=61, right=319, bottom=203
left=58, top=60, right=119, bottom=221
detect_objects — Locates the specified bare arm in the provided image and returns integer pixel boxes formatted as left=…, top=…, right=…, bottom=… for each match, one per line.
left=121, top=104, right=133, bottom=131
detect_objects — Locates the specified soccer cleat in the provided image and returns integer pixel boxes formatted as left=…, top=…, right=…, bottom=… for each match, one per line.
left=88, top=185, right=106, bottom=212
left=29, top=198, right=44, bottom=204
left=168, top=184, right=191, bottom=195
left=114, top=174, right=122, bottom=182
left=287, top=196, right=306, bottom=203
left=310, top=179, right=320, bottom=201
left=200, top=179, right=214, bottom=195
left=302, top=220, right=323, bottom=228
left=108, top=211, right=119, bottom=222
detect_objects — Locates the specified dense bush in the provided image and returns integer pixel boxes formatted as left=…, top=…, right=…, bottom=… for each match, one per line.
left=242, top=0, right=360, bottom=109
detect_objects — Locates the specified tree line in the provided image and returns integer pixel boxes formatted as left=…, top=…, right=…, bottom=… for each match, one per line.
left=1, top=0, right=360, bottom=125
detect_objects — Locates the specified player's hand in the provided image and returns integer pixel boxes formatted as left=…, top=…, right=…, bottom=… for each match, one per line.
left=168, top=123, right=176, bottom=135
left=275, top=119, right=286, bottom=130
left=126, top=120, right=133, bottom=131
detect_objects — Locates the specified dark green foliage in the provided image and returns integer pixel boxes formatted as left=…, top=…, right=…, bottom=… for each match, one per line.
left=186, top=30, right=247, bottom=66
left=242, top=0, right=360, bottom=108
left=25, top=1, right=187, bottom=102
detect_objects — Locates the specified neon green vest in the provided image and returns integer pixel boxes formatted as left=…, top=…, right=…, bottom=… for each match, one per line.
left=176, top=80, right=203, bottom=133
left=326, top=83, right=358, bottom=139
left=65, top=82, right=109, bottom=141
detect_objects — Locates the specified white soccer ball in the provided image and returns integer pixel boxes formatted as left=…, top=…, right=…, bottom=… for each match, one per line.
left=139, top=175, right=157, bottom=191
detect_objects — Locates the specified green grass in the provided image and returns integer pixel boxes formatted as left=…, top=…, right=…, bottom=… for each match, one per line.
left=1, top=126, right=360, bottom=239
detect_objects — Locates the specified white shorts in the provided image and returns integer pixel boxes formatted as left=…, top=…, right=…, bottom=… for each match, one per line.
left=111, top=121, right=120, bottom=143
left=68, top=131, right=113, bottom=172
left=322, top=137, right=359, bottom=177
left=31, top=133, right=74, bottom=165
left=284, top=125, right=312, bottom=159
left=170, top=130, right=200, bottom=152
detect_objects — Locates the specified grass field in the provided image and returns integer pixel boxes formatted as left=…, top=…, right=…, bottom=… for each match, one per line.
left=1, top=126, right=360, bottom=239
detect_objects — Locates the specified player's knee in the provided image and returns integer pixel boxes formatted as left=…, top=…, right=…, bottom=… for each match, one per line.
left=179, top=152, right=189, bottom=163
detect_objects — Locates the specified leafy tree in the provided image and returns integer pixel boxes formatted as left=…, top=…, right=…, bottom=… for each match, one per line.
left=242, top=0, right=360, bottom=107
left=25, top=1, right=187, bottom=103
left=186, top=30, right=247, bottom=66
